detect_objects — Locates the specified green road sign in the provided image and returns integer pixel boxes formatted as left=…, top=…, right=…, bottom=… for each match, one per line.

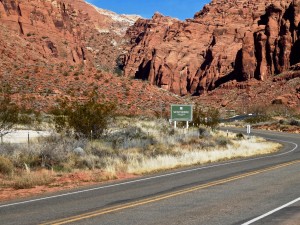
left=171, top=105, right=193, bottom=121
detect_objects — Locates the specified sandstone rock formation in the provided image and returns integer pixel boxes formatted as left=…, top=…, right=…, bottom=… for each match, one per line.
left=123, top=0, right=300, bottom=96
left=0, top=0, right=139, bottom=74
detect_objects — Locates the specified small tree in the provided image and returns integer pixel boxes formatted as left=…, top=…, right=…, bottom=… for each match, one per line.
left=0, top=95, right=19, bottom=139
left=205, top=107, right=220, bottom=129
left=193, top=104, right=206, bottom=126
left=68, top=99, right=116, bottom=138
left=52, top=96, right=116, bottom=138
left=193, top=104, right=220, bottom=129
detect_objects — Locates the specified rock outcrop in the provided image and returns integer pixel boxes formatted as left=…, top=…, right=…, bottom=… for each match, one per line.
left=123, top=0, right=300, bottom=96
left=0, top=0, right=139, bottom=74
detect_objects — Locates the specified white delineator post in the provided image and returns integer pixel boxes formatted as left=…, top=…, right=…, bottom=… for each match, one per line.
left=247, top=125, right=251, bottom=134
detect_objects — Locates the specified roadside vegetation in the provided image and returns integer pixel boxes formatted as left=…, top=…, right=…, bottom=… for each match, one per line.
left=0, top=92, right=283, bottom=194
left=0, top=108, right=281, bottom=192
left=228, top=104, right=300, bottom=133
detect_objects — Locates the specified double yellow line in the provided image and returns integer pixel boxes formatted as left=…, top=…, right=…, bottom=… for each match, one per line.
left=41, top=160, right=300, bottom=225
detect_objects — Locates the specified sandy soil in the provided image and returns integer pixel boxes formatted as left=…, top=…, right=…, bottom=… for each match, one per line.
left=2, top=130, right=52, bottom=143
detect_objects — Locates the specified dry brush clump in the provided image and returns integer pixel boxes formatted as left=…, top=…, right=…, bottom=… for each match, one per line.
left=0, top=155, right=14, bottom=175
left=12, top=170, right=54, bottom=189
left=125, top=130, right=281, bottom=174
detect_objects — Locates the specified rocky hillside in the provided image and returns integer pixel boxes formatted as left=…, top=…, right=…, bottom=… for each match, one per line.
left=0, top=0, right=299, bottom=114
left=0, top=0, right=138, bottom=73
left=123, top=0, right=300, bottom=101
left=0, top=0, right=186, bottom=114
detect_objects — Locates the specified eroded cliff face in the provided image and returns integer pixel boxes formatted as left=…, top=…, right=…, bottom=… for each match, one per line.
left=0, top=0, right=138, bottom=74
left=240, top=1, right=300, bottom=81
left=123, top=0, right=300, bottom=96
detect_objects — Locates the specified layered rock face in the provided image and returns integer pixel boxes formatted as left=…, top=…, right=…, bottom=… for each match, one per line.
left=0, top=0, right=138, bottom=74
left=123, top=0, right=300, bottom=96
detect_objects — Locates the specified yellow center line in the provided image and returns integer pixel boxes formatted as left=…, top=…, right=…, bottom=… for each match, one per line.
left=40, top=160, right=300, bottom=225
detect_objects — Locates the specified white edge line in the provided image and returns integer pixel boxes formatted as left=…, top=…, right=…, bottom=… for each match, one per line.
left=0, top=136, right=298, bottom=209
left=241, top=197, right=300, bottom=225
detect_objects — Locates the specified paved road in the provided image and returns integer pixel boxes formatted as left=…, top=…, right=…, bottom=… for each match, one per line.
left=0, top=128, right=299, bottom=225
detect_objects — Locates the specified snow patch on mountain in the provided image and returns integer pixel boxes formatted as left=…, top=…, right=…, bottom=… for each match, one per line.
left=89, top=4, right=141, bottom=26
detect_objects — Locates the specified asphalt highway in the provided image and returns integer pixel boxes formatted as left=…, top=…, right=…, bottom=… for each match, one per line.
left=0, top=128, right=299, bottom=225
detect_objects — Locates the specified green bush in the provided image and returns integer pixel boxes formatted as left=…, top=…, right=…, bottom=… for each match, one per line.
left=52, top=94, right=116, bottom=138
left=290, top=119, right=300, bottom=126
left=0, top=95, right=19, bottom=137
left=235, top=133, right=244, bottom=139
left=244, top=115, right=270, bottom=124
left=215, top=136, right=232, bottom=147
left=198, top=126, right=210, bottom=137
left=0, top=156, right=14, bottom=175
left=193, top=104, right=220, bottom=129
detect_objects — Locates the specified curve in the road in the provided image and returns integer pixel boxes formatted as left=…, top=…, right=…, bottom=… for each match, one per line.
left=0, top=129, right=298, bottom=210
left=0, top=136, right=297, bottom=209
left=41, top=160, right=300, bottom=225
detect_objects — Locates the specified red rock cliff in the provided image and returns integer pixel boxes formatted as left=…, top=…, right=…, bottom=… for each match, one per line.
left=123, top=0, right=300, bottom=96
left=0, top=0, right=138, bottom=74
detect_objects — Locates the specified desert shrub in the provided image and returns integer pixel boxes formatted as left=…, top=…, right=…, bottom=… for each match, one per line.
left=12, top=172, right=54, bottom=189
left=193, top=104, right=220, bottom=129
left=51, top=94, right=116, bottom=138
left=75, top=155, right=99, bottom=170
left=198, top=139, right=217, bottom=149
left=289, top=119, right=300, bottom=126
left=0, top=156, right=14, bottom=175
left=18, top=114, right=32, bottom=125
left=0, top=95, right=19, bottom=138
left=104, top=126, right=156, bottom=150
left=279, top=119, right=285, bottom=124
left=114, top=67, right=123, bottom=76
left=142, top=144, right=173, bottom=157
left=168, top=128, right=175, bottom=135
left=245, top=115, right=271, bottom=124
left=16, top=154, right=41, bottom=169
left=37, top=135, right=88, bottom=168
left=89, top=146, right=116, bottom=158
left=193, top=104, right=206, bottom=126
left=215, top=136, right=232, bottom=147
left=198, top=126, right=211, bottom=137
left=235, top=133, right=244, bottom=139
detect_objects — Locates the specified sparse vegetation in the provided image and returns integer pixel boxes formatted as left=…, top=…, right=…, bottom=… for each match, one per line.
left=0, top=156, right=14, bottom=175
left=0, top=117, right=281, bottom=179
left=0, top=103, right=282, bottom=194
left=235, top=133, right=244, bottom=139
left=244, top=115, right=271, bottom=124
left=193, top=104, right=220, bottom=129
left=0, top=95, right=20, bottom=138
left=51, top=94, right=116, bottom=138
left=12, top=171, right=54, bottom=189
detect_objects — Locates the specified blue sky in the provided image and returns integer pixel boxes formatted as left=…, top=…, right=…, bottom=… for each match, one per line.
left=86, top=0, right=210, bottom=20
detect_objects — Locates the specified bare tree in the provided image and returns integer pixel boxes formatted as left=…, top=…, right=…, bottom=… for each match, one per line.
left=0, top=95, right=19, bottom=139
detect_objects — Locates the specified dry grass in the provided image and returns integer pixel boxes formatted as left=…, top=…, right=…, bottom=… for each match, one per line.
left=94, top=129, right=281, bottom=175
left=12, top=170, right=55, bottom=189
left=0, top=156, right=14, bottom=175
left=0, top=118, right=283, bottom=190
left=126, top=136, right=281, bottom=174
